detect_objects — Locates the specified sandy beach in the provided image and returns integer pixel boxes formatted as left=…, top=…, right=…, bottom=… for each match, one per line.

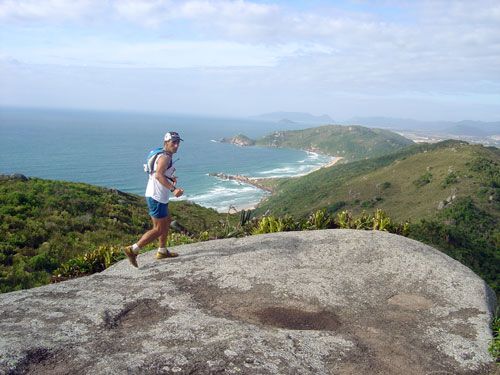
left=307, top=156, right=343, bottom=174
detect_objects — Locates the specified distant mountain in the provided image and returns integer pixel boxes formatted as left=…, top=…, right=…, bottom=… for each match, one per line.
left=444, top=121, right=500, bottom=136
left=255, top=124, right=414, bottom=162
left=347, top=117, right=500, bottom=136
left=254, top=112, right=334, bottom=124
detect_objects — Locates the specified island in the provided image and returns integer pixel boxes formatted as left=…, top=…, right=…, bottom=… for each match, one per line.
left=219, top=134, right=255, bottom=147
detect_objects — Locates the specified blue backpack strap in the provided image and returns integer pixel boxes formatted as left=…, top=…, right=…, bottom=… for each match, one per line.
left=145, top=147, right=164, bottom=174
left=148, top=149, right=173, bottom=174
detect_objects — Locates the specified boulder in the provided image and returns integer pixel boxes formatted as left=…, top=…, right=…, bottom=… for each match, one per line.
left=0, top=230, right=496, bottom=374
left=0, top=173, right=28, bottom=181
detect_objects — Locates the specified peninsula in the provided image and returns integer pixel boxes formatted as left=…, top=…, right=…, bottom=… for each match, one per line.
left=208, top=172, right=274, bottom=192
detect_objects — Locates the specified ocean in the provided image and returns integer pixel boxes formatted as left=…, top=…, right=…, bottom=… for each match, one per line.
left=0, top=107, right=333, bottom=212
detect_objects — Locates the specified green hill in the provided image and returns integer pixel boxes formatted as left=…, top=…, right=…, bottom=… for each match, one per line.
left=0, top=176, right=232, bottom=293
left=254, top=124, right=414, bottom=161
left=256, top=140, right=499, bottom=221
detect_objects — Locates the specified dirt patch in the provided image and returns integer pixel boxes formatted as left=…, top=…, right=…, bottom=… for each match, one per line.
left=181, top=281, right=338, bottom=331
left=387, top=293, right=433, bottom=310
left=178, top=280, right=486, bottom=375
left=102, top=298, right=171, bottom=330
left=254, top=307, right=340, bottom=331
left=8, top=347, right=87, bottom=375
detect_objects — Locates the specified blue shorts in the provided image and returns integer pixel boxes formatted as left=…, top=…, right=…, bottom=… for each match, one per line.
left=146, top=197, right=169, bottom=219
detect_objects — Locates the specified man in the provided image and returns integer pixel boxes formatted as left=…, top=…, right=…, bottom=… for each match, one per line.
left=123, top=131, right=184, bottom=268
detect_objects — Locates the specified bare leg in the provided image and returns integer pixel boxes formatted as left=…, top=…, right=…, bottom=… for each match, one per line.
left=156, top=216, right=178, bottom=258
left=137, top=217, right=168, bottom=248
left=159, top=216, right=172, bottom=248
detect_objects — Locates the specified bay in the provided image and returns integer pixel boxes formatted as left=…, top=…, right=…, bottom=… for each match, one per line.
left=0, top=107, right=333, bottom=212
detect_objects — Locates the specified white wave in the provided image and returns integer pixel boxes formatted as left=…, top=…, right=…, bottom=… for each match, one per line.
left=258, top=164, right=313, bottom=177
left=187, top=183, right=261, bottom=201
left=305, top=151, right=320, bottom=159
left=186, top=179, right=267, bottom=212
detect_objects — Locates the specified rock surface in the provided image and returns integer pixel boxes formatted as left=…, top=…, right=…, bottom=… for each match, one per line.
left=0, top=230, right=496, bottom=374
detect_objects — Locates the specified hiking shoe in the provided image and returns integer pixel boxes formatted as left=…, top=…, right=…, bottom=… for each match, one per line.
left=123, top=246, right=138, bottom=268
left=156, top=250, right=178, bottom=259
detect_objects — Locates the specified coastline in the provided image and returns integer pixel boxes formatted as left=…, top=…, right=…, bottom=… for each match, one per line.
left=308, top=156, right=343, bottom=173
left=212, top=155, right=343, bottom=212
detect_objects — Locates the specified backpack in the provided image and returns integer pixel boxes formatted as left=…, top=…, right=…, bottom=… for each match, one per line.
left=144, top=147, right=172, bottom=174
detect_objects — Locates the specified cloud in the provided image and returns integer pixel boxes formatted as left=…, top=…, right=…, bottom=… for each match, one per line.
left=2, top=0, right=499, bottom=90
left=1, top=0, right=499, bottom=119
left=2, top=38, right=333, bottom=68
left=0, top=0, right=96, bottom=22
left=112, top=0, right=280, bottom=36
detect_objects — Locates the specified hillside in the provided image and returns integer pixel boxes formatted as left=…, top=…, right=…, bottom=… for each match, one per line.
left=255, top=124, right=414, bottom=161
left=0, top=176, right=233, bottom=293
left=256, top=141, right=499, bottom=220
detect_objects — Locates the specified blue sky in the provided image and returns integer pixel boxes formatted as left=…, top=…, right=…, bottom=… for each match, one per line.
left=1, top=0, right=499, bottom=121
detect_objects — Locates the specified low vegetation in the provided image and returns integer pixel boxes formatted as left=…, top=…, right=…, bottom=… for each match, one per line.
left=0, top=177, right=237, bottom=293
left=490, top=315, right=500, bottom=361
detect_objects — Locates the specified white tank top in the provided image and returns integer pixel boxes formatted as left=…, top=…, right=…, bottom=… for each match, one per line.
left=145, top=154, right=176, bottom=203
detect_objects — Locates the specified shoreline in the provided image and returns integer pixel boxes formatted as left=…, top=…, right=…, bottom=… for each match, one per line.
left=212, top=155, right=343, bottom=213
left=308, top=156, right=344, bottom=173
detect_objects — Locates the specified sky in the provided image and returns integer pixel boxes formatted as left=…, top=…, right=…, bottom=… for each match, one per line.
left=0, top=0, right=499, bottom=121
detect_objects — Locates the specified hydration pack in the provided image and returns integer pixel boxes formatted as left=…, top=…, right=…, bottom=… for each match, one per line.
left=144, top=147, right=172, bottom=174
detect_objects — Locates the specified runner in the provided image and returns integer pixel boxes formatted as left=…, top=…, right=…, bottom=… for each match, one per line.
left=123, top=132, right=184, bottom=267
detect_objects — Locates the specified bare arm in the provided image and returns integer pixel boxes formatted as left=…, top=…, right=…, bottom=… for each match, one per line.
left=155, top=155, right=183, bottom=197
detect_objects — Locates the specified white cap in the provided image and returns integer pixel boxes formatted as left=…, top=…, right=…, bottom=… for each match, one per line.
left=164, top=131, right=183, bottom=142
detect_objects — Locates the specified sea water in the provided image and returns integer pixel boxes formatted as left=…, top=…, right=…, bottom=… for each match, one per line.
left=0, top=107, right=333, bottom=212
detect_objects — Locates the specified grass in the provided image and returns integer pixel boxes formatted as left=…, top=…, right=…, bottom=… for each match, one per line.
left=256, top=141, right=499, bottom=222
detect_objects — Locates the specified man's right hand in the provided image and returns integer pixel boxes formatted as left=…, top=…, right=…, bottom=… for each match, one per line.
left=173, top=188, right=184, bottom=198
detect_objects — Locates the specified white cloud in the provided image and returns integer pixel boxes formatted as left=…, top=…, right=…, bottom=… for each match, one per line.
left=4, top=38, right=328, bottom=68
left=1, top=0, right=499, bottom=119
left=0, top=0, right=95, bottom=21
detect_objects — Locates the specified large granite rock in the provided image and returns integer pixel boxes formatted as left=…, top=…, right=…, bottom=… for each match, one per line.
left=0, top=230, right=496, bottom=374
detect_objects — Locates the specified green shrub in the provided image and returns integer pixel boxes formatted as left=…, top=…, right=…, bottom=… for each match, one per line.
left=336, top=210, right=353, bottom=229
left=380, top=181, right=391, bottom=190
left=28, top=252, right=59, bottom=272
left=0, top=255, right=51, bottom=292
left=253, top=215, right=292, bottom=234
left=361, top=200, right=375, bottom=209
left=303, top=209, right=333, bottom=230
left=413, top=172, right=433, bottom=187
left=408, top=197, right=499, bottom=296
left=442, top=171, right=459, bottom=188
left=53, top=245, right=123, bottom=281
left=489, top=315, right=499, bottom=362
left=326, top=201, right=346, bottom=214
